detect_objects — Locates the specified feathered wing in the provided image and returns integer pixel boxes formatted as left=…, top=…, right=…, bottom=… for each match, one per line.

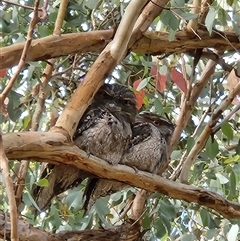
left=83, top=113, right=175, bottom=213
left=74, top=104, right=130, bottom=165
left=33, top=83, right=136, bottom=211
left=33, top=165, right=90, bottom=210
left=83, top=178, right=126, bottom=212
left=33, top=105, right=101, bottom=210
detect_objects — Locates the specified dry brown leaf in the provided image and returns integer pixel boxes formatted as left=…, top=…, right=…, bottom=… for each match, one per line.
left=225, top=69, right=240, bottom=95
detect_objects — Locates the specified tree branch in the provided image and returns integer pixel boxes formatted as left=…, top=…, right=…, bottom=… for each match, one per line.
left=0, top=134, right=18, bottom=241
left=15, top=0, right=69, bottom=210
left=1, top=0, right=42, bottom=11
left=213, top=102, right=240, bottom=133
left=0, top=0, right=41, bottom=106
left=54, top=0, right=159, bottom=137
left=179, top=76, right=240, bottom=183
left=0, top=210, right=141, bottom=241
left=109, top=0, right=148, bottom=60
left=3, top=131, right=240, bottom=219
left=186, top=0, right=201, bottom=36
left=170, top=56, right=220, bottom=153
left=0, top=1, right=44, bottom=239
left=1, top=30, right=239, bottom=69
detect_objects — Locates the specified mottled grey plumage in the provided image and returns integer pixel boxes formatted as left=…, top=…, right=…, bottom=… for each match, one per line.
left=34, top=164, right=89, bottom=211
left=74, top=84, right=137, bottom=164
left=33, top=83, right=137, bottom=210
left=122, top=112, right=175, bottom=174
left=83, top=112, right=175, bottom=212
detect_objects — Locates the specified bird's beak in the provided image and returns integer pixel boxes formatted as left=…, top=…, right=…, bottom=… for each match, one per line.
left=106, top=102, right=122, bottom=112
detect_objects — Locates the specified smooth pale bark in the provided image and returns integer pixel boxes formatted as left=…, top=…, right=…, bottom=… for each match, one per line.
left=3, top=131, right=240, bottom=219
left=0, top=210, right=141, bottom=241
left=1, top=30, right=239, bottom=69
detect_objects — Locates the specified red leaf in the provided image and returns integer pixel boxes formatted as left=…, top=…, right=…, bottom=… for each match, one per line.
left=150, top=65, right=167, bottom=93
left=170, top=68, right=187, bottom=93
left=150, top=65, right=158, bottom=77
left=133, top=79, right=145, bottom=110
left=156, top=74, right=167, bottom=93
left=225, top=69, right=240, bottom=96
left=0, top=69, right=7, bottom=78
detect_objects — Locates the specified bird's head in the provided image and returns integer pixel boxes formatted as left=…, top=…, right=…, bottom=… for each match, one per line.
left=93, top=83, right=137, bottom=125
left=137, top=112, right=175, bottom=143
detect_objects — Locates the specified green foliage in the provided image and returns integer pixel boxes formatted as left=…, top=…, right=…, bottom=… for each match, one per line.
left=1, top=0, right=240, bottom=240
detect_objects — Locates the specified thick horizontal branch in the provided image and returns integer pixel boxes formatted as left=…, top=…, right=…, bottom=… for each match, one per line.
left=0, top=211, right=61, bottom=241
left=3, top=130, right=240, bottom=219
left=0, top=210, right=140, bottom=241
left=1, top=29, right=239, bottom=69
left=1, top=30, right=113, bottom=69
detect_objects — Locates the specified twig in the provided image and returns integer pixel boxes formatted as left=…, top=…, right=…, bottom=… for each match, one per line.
left=0, top=0, right=42, bottom=239
left=225, top=144, right=238, bottom=151
left=170, top=8, right=201, bottom=40
left=52, top=0, right=68, bottom=36
left=33, top=0, right=69, bottom=128
left=90, top=0, right=103, bottom=29
left=179, top=80, right=240, bottom=183
left=31, top=63, right=54, bottom=131
left=14, top=0, right=67, bottom=209
left=1, top=0, right=42, bottom=11
left=97, top=5, right=120, bottom=30
left=170, top=56, right=220, bottom=153
left=170, top=105, right=211, bottom=181
left=187, top=50, right=233, bottom=72
left=169, top=96, right=216, bottom=181
left=0, top=0, right=41, bottom=108
left=130, top=189, right=149, bottom=221
left=39, top=0, right=49, bottom=21
left=118, top=194, right=135, bottom=221
left=55, top=0, right=150, bottom=137
left=169, top=109, right=208, bottom=181
left=213, top=102, right=240, bottom=133
left=198, top=0, right=212, bottom=23
left=0, top=134, right=18, bottom=241
left=14, top=160, right=29, bottom=209
left=200, top=23, right=239, bottom=53
left=186, top=0, right=201, bottom=36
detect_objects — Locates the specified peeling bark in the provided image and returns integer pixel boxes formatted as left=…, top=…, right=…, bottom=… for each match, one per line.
left=0, top=211, right=140, bottom=241
left=3, top=131, right=240, bottom=219
left=1, top=30, right=239, bottom=69
left=0, top=211, right=61, bottom=241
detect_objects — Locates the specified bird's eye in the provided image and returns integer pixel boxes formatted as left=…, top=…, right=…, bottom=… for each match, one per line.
left=153, top=120, right=160, bottom=126
left=124, top=99, right=131, bottom=106
left=99, top=91, right=109, bottom=98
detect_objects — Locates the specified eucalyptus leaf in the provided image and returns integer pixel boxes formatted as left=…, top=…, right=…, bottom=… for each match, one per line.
left=36, top=178, right=49, bottom=187
left=200, top=208, right=210, bottom=227
left=136, top=77, right=151, bottom=91
left=154, top=218, right=166, bottom=239
left=206, top=138, right=219, bottom=159
left=216, top=173, right=229, bottom=184
left=205, top=7, right=217, bottom=34
left=142, top=215, right=151, bottom=230
left=221, top=122, right=233, bottom=139
left=227, top=224, right=239, bottom=241
left=181, top=233, right=196, bottom=241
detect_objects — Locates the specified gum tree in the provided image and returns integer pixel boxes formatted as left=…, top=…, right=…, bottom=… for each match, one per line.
left=1, top=0, right=240, bottom=240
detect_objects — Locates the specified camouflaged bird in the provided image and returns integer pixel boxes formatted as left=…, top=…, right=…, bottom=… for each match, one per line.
left=83, top=112, right=175, bottom=212
left=33, top=83, right=137, bottom=210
